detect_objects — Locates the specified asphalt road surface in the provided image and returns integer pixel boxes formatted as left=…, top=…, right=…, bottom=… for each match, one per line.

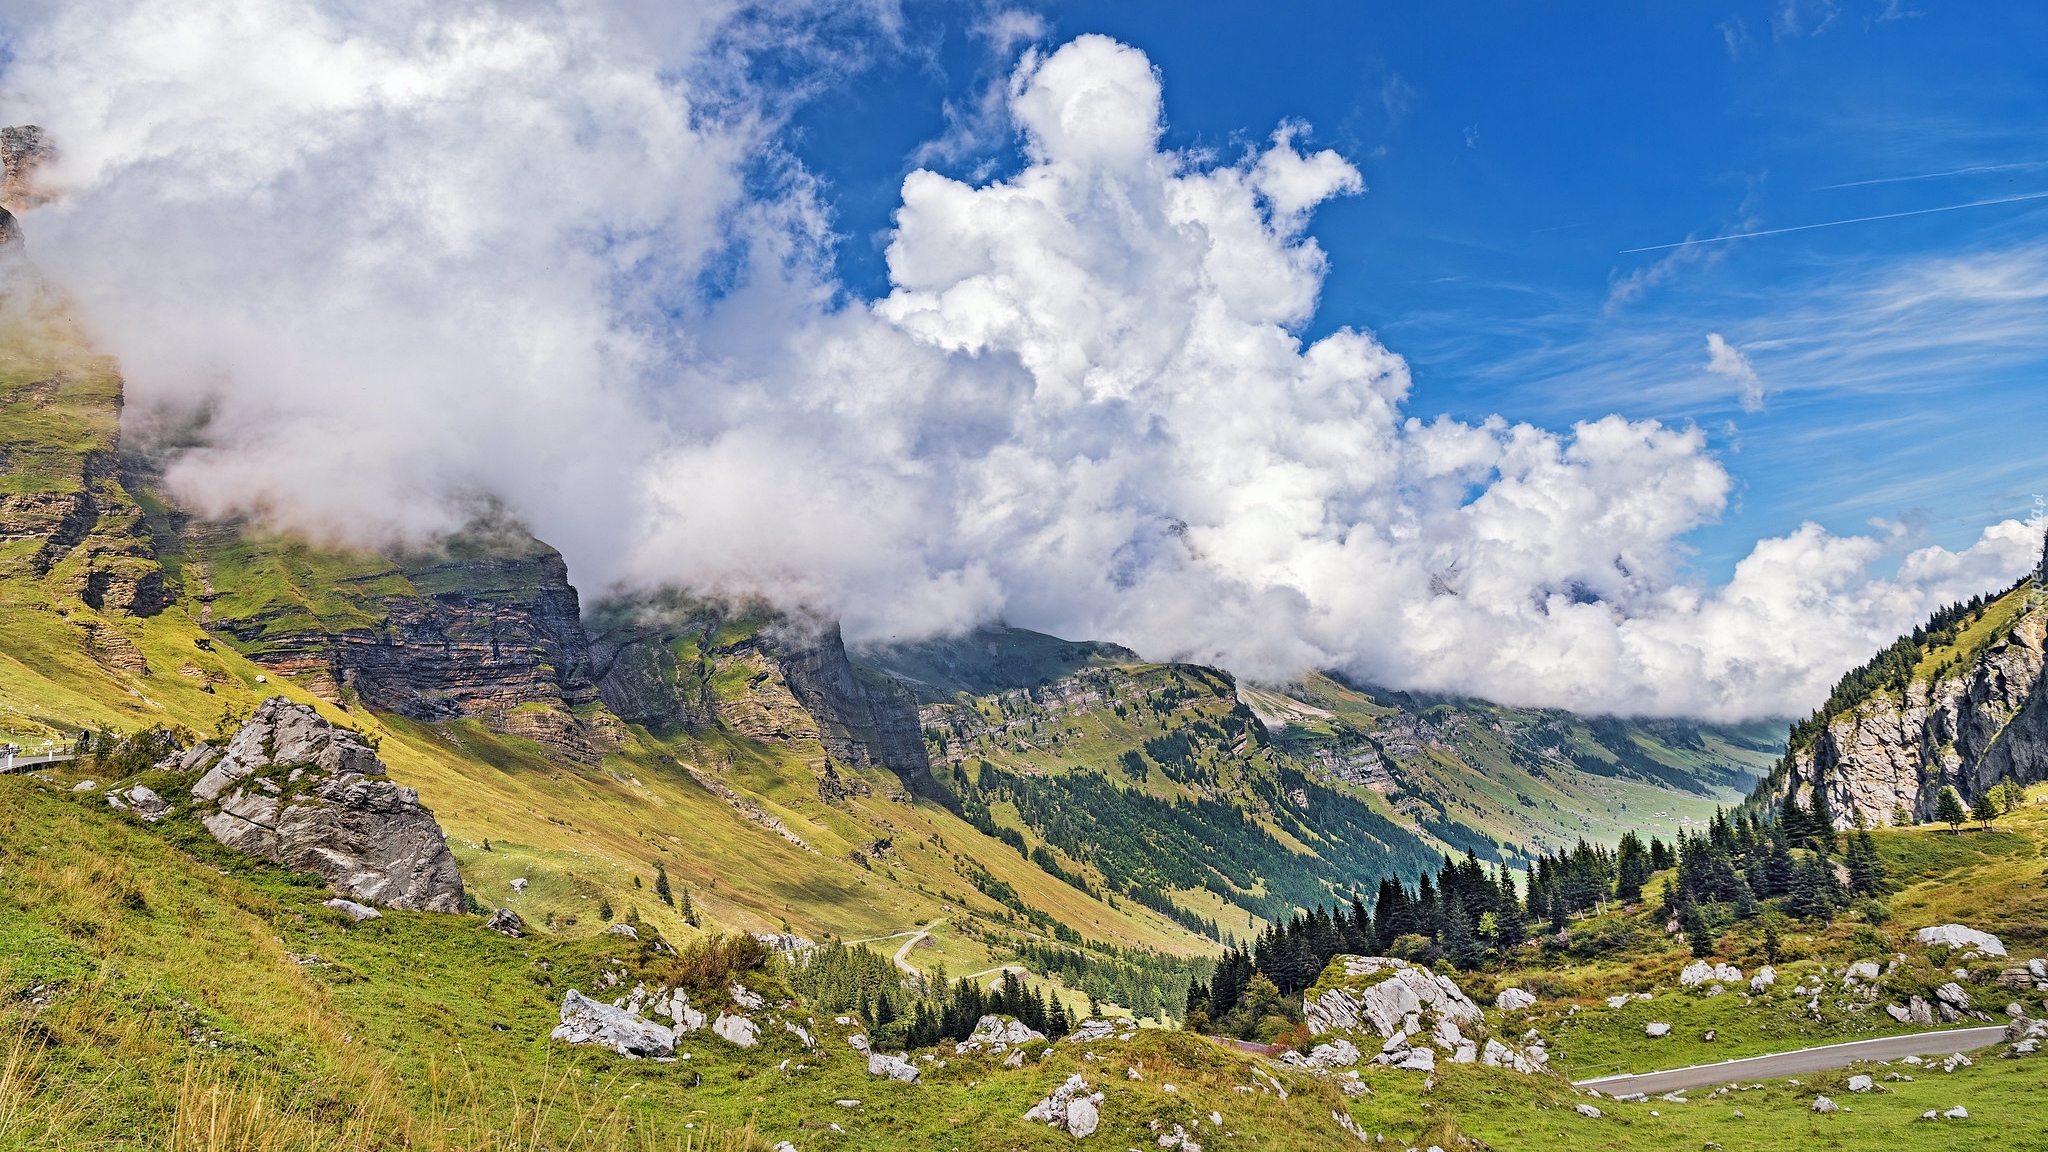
left=1573, top=1025, right=2010, bottom=1095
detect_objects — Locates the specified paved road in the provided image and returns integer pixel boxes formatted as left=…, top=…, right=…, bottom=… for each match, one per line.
left=1573, top=1025, right=2010, bottom=1095
left=892, top=919, right=945, bottom=977
left=1, top=752, right=78, bottom=772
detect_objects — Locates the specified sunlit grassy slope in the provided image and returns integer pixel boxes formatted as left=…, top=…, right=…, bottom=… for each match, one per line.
left=5, top=764, right=2042, bottom=1151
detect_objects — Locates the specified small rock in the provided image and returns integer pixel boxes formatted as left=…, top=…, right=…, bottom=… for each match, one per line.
left=848, top=1033, right=870, bottom=1053
left=867, top=1053, right=920, bottom=1082
left=105, top=783, right=172, bottom=821
left=1645, top=1022, right=1671, bottom=1037
left=1941, top=1052, right=1972, bottom=1072
left=510, top=877, right=528, bottom=893
left=1921, top=1110, right=1940, bottom=1120
left=1605, top=994, right=1630, bottom=1009
left=712, top=1013, right=758, bottom=1048
left=604, top=923, right=638, bottom=939
left=1847, top=1075, right=1873, bottom=1093
left=1943, top=1106, right=1968, bottom=1119
left=1811, top=1096, right=1838, bottom=1113
left=71, top=779, right=97, bottom=791
left=1575, top=1104, right=1601, bottom=1118
left=484, top=908, right=523, bottom=937
left=1065, top=1097, right=1100, bottom=1138
left=1496, top=988, right=1537, bottom=1011
left=324, top=898, right=381, bottom=922
left=835, top=1099, right=859, bottom=1108
left=1887, top=1003, right=1910, bottom=1022
left=1915, top=925, right=2006, bottom=957
left=1750, top=966, right=1776, bottom=992
left=551, top=989, right=675, bottom=1057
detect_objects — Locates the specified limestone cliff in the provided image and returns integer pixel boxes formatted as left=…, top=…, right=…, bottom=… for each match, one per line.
left=189, top=519, right=615, bottom=758
left=588, top=600, right=942, bottom=802
left=1780, top=576, right=2048, bottom=827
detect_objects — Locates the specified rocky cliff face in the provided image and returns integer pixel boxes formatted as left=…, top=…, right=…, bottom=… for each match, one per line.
left=588, top=600, right=941, bottom=801
left=182, top=697, right=466, bottom=912
left=0, top=302, right=166, bottom=620
left=1786, top=590, right=2048, bottom=827
left=193, top=521, right=616, bottom=758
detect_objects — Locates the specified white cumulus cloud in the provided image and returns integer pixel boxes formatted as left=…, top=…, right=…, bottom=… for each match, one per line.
left=2, top=17, right=2036, bottom=721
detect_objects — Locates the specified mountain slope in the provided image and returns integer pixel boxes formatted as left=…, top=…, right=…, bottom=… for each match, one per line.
left=1758, top=552, right=2048, bottom=827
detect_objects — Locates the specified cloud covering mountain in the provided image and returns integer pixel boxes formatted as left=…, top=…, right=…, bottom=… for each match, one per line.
left=1, top=2, right=2035, bottom=719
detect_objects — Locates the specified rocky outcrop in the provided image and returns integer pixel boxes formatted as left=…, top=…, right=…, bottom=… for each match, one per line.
left=199, top=522, right=615, bottom=758
left=1784, top=589, right=2048, bottom=827
left=588, top=599, right=944, bottom=802
left=185, top=698, right=465, bottom=912
left=552, top=989, right=675, bottom=1058
left=1303, top=955, right=1483, bottom=1041
left=0, top=333, right=166, bottom=619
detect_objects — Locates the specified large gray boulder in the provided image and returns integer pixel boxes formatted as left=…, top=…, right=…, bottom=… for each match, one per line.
left=551, top=989, right=676, bottom=1057
left=1304, top=956, right=1483, bottom=1040
left=186, top=698, right=465, bottom=913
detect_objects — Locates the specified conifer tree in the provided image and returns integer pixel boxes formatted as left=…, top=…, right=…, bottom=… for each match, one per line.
left=597, top=897, right=613, bottom=922
left=1936, top=786, right=1968, bottom=833
left=655, top=862, right=675, bottom=906
left=1969, top=789, right=1999, bottom=829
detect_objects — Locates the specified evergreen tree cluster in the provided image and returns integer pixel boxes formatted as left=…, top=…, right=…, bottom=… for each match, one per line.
left=896, top=969, right=1073, bottom=1048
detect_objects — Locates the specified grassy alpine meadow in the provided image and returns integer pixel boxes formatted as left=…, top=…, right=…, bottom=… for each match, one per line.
left=3, top=767, right=2044, bottom=1151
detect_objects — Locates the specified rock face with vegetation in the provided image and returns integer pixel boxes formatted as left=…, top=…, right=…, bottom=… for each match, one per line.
left=587, top=599, right=941, bottom=799
left=185, top=697, right=465, bottom=912
left=189, top=520, right=613, bottom=757
left=1768, top=556, right=2048, bottom=827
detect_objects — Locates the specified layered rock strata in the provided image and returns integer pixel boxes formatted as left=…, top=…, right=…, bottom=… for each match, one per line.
left=1785, top=594, right=2048, bottom=827
left=184, top=697, right=465, bottom=912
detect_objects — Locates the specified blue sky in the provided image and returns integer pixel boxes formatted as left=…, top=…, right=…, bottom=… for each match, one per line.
left=10, top=0, right=2043, bottom=715
left=781, top=0, right=2048, bottom=583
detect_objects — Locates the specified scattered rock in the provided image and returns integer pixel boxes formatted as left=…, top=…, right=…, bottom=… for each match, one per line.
left=960, top=1014, right=1047, bottom=1053
left=1065, top=1097, right=1099, bottom=1138
left=1605, top=994, right=1630, bottom=1009
left=551, top=989, right=674, bottom=1058
left=484, top=908, right=523, bottom=937
left=1750, top=966, right=1776, bottom=992
left=71, top=779, right=96, bottom=791
left=1679, top=961, right=1743, bottom=988
left=835, top=1099, right=859, bottom=1108
left=1479, top=1037, right=1546, bottom=1073
left=1574, top=1103, right=1602, bottom=1118
left=510, top=877, right=528, bottom=893
left=1847, top=1075, right=1874, bottom=1093
left=712, top=1012, right=758, bottom=1048
left=1916, top=925, right=2006, bottom=957
left=1495, top=988, right=1537, bottom=1011
left=1645, top=1023, right=1672, bottom=1038
left=753, top=932, right=817, bottom=954
left=324, top=898, right=381, bottom=922
left=605, top=923, right=638, bottom=939
left=1941, top=1052, right=1972, bottom=1073
left=1907, top=996, right=1935, bottom=1025
left=186, top=699, right=465, bottom=913
left=105, top=783, right=171, bottom=821
left=1935, top=983, right=1973, bottom=1012
left=1943, top=1106, right=1969, bottom=1119
left=1811, top=1096, right=1838, bottom=1113
left=867, top=1053, right=920, bottom=1082
left=730, top=983, right=766, bottom=1010
left=1023, top=1074, right=1100, bottom=1133
left=847, top=1033, right=870, bottom=1053
left=1306, top=1038, right=1360, bottom=1068
left=1887, top=1003, right=1911, bottom=1022
left=1922, top=1110, right=1940, bottom=1120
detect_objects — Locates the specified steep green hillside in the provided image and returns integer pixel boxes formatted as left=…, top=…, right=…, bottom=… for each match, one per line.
left=6, top=748, right=2043, bottom=1151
